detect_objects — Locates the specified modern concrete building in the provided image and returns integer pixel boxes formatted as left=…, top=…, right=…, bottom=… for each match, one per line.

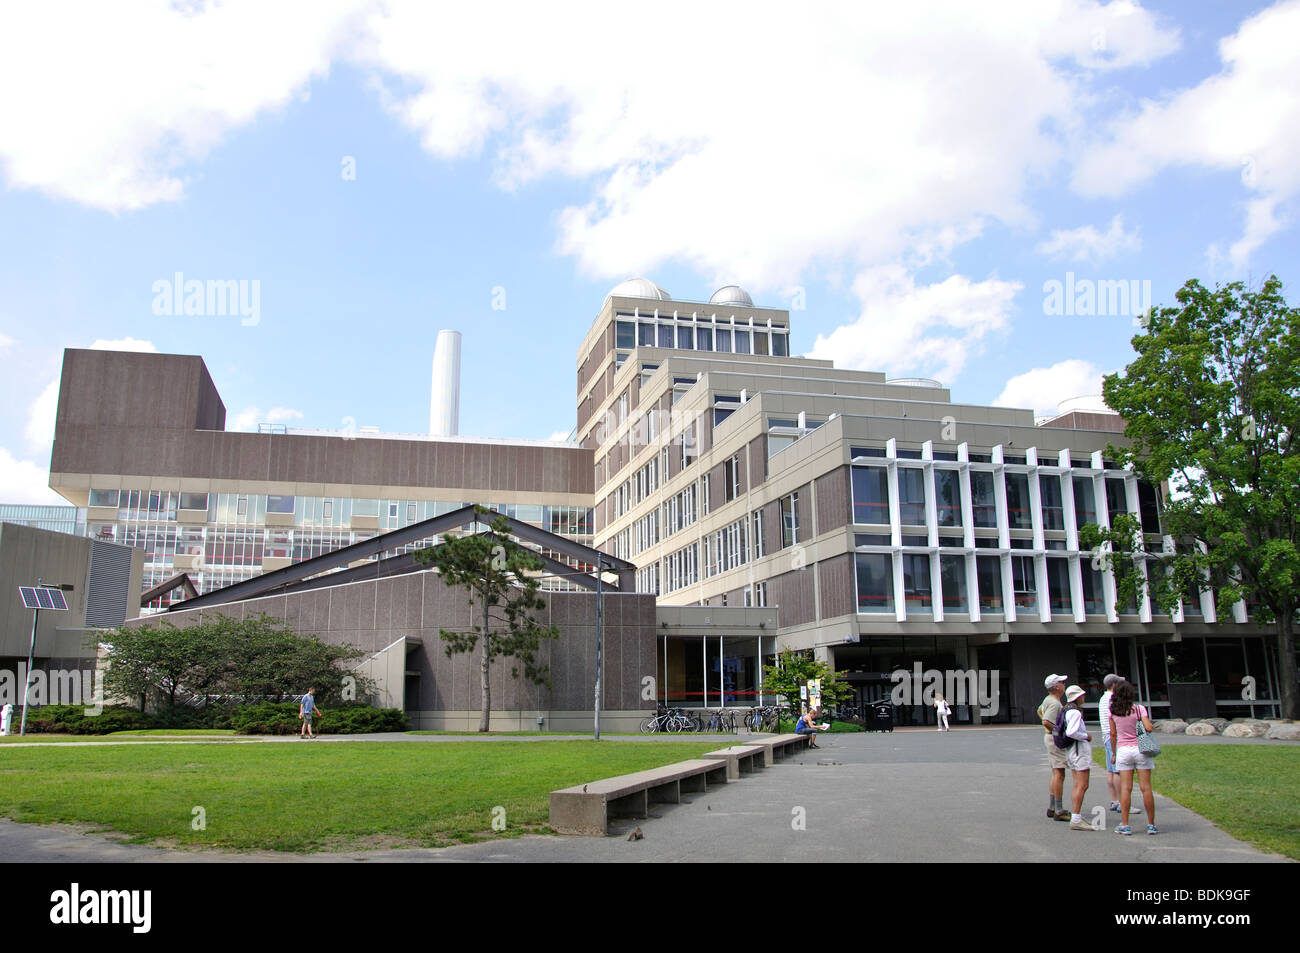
left=577, top=280, right=1287, bottom=724
left=43, top=281, right=1292, bottom=727
left=0, top=522, right=143, bottom=683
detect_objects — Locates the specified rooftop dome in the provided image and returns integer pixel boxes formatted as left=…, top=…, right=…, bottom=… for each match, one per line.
left=709, top=285, right=753, bottom=308
left=608, top=277, right=671, bottom=302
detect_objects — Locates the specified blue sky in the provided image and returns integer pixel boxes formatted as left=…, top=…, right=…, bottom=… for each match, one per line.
left=1, top=0, right=1297, bottom=503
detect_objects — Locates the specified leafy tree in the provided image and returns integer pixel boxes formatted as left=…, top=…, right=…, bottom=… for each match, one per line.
left=760, top=650, right=852, bottom=711
left=414, top=507, right=561, bottom=731
left=1086, top=276, right=1299, bottom=718
left=97, top=614, right=371, bottom=711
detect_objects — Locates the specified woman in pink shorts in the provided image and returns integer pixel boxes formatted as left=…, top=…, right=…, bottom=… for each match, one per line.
left=1107, top=680, right=1157, bottom=835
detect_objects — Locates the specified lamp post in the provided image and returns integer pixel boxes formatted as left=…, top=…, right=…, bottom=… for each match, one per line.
left=593, top=556, right=605, bottom=741
left=18, top=577, right=44, bottom=736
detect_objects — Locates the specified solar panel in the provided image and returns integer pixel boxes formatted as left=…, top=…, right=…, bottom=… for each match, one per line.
left=16, top=586, right=68, bottom=611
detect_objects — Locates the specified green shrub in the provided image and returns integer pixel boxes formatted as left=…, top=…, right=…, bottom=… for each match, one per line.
left=230, top=702, right=407, bottom=735
left=23, top=704, right=154, bottom=735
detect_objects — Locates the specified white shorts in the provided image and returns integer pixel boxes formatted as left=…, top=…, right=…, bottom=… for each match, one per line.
left=1114, top=746, right=1154, bottom=772
left=1066, top=741, right=1093, bottom=772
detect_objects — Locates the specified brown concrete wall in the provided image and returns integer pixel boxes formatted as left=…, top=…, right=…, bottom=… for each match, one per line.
left=55, top=348, right=226, bottom=433
left=768, top=567, right=815, bottom=626
left=814, top=467, right=850, bottom=535
left=817, top=553, right=855, bottom=620
left=141, top=572, right=657, bottom=713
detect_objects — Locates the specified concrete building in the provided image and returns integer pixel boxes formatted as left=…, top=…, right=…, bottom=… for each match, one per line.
left=43, top=281, right=1291, bottom=727
left=577, top=280, right=1286, bottom=724
left=0, top=523, right=144, bottom=690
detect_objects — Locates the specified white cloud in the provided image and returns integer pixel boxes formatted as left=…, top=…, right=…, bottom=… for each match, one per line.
left=88, top=337, right=158, bottom=353
left=807, top=267, right=1021, bottom=385
left=0, top=2, right=1179, bottom=289
left=546, top=429, right=573, bottom=443
left=1036, top=214, right=1141, bottom=263
left=230, top=406, right=305, bottom=432
left=0, top=332, right=14, bottom=353
left=0, top=446, right=64, bottom=505
left=1072, top=0, right=1300, bottom=270
left=0, top=0, right=363, bottom=211
left=993, top=359, right=1106, bottom=416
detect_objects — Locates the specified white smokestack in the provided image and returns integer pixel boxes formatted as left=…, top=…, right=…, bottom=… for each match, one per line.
left=430, top=329, right=462, bottom=436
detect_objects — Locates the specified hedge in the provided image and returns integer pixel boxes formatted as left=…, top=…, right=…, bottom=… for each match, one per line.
left=18, top=703, right=407, bottom=735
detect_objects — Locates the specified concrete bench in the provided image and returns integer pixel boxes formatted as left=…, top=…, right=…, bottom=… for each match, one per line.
left=701, top=744, right=766, bottom=779
left=746, top=733, right=813, bottom=766
left=550, top=758, right=730, bottom=836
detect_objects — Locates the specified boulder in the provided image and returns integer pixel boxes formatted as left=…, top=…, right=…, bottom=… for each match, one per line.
left=1198, top=717, right=1231, bottom=733
left=1223, top=723, right=1265, bottom=738
left=1185, top=721, right=1218, bottom=736
left=1152, top=719, right=1188, bottom=734
left=1265, top=724, right=1300, bottom=741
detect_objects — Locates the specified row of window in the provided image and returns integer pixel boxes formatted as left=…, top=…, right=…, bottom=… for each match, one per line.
left=615, top=317, right=790, bottom=357
left=850, top=466, right=1161, bottom=534
left=853, top=552, right=1172, bottom=616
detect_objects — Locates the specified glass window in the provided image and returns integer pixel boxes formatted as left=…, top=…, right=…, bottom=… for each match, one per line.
left=1073, top=639, right=1114, bottom=703
left=935, top=469, right=962, bottom=528
left=267, top=495, right=294, bottom=514
left=940, top=554, right=967, bottom=612
left=179, top=491, right=208, bottom=511
left=971, top=471, right=996, bottom=527
left=1004, top=472, right=1031, bottom=529
left=902, top=554, right=932, bottom=611
left=1138, top=480, right=1162, bottom=534
left=898, top=468, right=926, bottom=525
left=237, top=497, right=248, bottom=517
left=976, top=555, right=1003, bottom=613
left=715, top=328, right=732, bottom=353
left=781, top=492, right=799, bottom=548
left=615, top=320, right=635, bottom=349
left=1082, top=565, right=1105, bottom=614
left=677, top=326, right=693, bottom=349
left=851, top=466, right=890, bottom=524
left=696, top=327, right=712, bottom=351
left=733, top=330, right=751, bottom=354
left=856, top=553, right=894, bottom=613
left=1040, top=475, right=1064, bottom=531
left=772, top=332, right=788, bottom=356
left=1105, top=478, right=1128, bottom=523
left=89, top=489, right=120, bottom=507
left=638, top=323, right=655, bottom=347
left=1011, top=555, right=1036, bottom=610
left=1073, top=477, right=1097, bottom=529
left=1046, top=557, right=1071, bottom=613
left=753, top=332, right=769, bottom=355
left=657, top=324, right=674, bottom=348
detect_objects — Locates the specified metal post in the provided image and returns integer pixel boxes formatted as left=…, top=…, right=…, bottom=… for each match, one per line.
left=19, top=577, right=42, bottom=736
left=593, top=557, right=603, bottom=741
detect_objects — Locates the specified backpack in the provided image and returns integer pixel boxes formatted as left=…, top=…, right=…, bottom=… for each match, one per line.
left=1053, top=707, right=1073, bottom=749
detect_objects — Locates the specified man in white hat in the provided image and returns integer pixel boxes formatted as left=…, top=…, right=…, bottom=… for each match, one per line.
left=1037, top=674, right=1070, bottom=820
left=1063, top=685, right=1094, bottom=830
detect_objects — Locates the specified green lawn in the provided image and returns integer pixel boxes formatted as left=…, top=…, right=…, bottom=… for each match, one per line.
left=0, top=740, right=718, bottom=852
left=1094, top=744, right=1300, bottom=860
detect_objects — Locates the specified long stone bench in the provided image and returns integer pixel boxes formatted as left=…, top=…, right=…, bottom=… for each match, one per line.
left=550, top=758, right=730, bottom=836
left=701, top=744, right=766, bottom=779
left=745, top=733, right=813, bottom=766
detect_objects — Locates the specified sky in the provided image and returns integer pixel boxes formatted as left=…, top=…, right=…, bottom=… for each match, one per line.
left=1, top=0, right=1297, bottom=505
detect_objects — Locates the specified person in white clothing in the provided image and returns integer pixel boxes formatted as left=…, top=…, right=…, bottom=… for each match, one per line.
left=1063, top=685, right=1094, bottom=831
left=934, top=692, right=951, bottom=731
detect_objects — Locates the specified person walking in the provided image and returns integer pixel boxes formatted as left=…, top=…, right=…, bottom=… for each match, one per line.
left=934, top=692, right=951, bottom=731
left=1038, top=674, right=1070, bottom=821
left=299, top=687, right=319, bottom=740
left=1063, top=685, right=1094, bottom=831
left=1098, top=673, right=1125, bottom=813
left=1108, top=680, right=1157, bottom=835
